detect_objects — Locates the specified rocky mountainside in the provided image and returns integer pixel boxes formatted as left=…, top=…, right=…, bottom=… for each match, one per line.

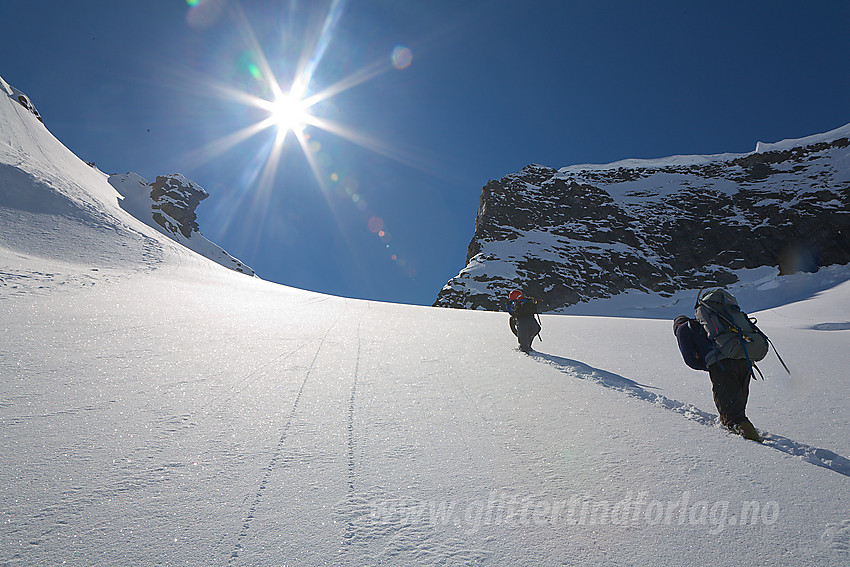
left=434, top=123, right=850, bottom=311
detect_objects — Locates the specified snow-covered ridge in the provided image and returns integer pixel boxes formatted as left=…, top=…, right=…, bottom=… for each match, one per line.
left=754, top=121, right=850, bottom=154
left=109, top=172, right=254, bottom=276
left=1, top=74, right=42, bottom=123
left=559, top=121, right=850, bottom=173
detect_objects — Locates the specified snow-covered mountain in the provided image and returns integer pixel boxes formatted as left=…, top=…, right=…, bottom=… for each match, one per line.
left=2, top=75, right=850, bottom=566
left=108, top=172, right=254, bottom=276
left=435, top=124, right=850, bottom=311
left=0, top=75, right=252, bottom=277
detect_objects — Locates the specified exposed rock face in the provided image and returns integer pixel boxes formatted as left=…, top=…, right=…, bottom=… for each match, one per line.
left=435, top=125, right=850, bottom=311
left=149, top=175, right=208, bottom=239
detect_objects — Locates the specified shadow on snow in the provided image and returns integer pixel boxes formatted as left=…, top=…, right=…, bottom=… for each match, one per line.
left=531, top=351, right=850, bottom=479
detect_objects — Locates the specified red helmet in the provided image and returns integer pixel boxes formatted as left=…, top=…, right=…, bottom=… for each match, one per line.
left=509, top=290, right=523, bottom=301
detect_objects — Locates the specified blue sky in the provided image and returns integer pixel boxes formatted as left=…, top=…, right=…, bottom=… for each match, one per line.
left=3, top=1, right=849, bottom=305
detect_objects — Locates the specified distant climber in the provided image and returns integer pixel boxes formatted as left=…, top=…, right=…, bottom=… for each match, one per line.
left=674, top=288, right=765, bottom=442
left=507, top=290, right=542, bottom=353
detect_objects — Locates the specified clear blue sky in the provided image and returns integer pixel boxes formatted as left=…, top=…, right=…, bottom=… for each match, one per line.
left=3, top=1, right=849, bottom=305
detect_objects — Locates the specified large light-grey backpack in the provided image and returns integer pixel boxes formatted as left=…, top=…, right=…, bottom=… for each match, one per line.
left=695, top=288, right=790, bottom=379
left=695, top=288, right=768, bottom=363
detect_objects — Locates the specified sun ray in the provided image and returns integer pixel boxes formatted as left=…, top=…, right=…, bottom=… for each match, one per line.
left=299, top=58, right=389, bottom=109
left=291, top=0, right=347, bottom=100
left=182, top=116, right=278, bottom=171
left=228, top=2, right=285, bottom=101
left=256, top=123, right=289, bottom=195
left=303, top=114, right=432, bottom=173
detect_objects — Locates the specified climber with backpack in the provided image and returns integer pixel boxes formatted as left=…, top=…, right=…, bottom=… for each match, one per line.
left=506, top=289, right=542, bottom=353
left=674, top=288, right=788, bottom=443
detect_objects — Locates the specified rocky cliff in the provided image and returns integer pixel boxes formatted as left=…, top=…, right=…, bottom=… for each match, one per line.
left=434, top=123, right=850, bottom=311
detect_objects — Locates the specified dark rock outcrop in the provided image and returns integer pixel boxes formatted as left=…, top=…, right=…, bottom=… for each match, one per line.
left=435, top=125, right=850, bottom=311
left=149, top=175, right=208, bottom=239
left=109, top=173, right=255, bottom=276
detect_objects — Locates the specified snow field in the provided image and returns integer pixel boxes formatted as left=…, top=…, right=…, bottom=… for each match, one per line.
left=3, top=261, right=850, bottom=565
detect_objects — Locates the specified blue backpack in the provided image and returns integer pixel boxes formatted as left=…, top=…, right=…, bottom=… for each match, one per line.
left=510, top=297, right=539, bottom=317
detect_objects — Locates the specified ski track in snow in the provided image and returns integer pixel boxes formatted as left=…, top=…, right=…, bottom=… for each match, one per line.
left=761, top=434, right=850, bottom=478
left=532, top=351, right=850, bottom=479
left=209, top=341, right=312, bottom=417
left=227, top=301, right=353, bottom=563
left=222, top=300, right=492, bottom=566
left=328, top=313, right=495, bottom=566
left=342, top=304, right=367, bottom=545
left=531, top=351, right=717, bottom=426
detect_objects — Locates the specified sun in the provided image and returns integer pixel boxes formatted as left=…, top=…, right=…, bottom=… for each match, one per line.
left=267, top=91, right=310, bottom=135
left=185, top=1, right=408, bottom=195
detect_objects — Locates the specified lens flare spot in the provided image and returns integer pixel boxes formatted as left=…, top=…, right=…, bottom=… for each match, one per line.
left=330, top=172, right=339, bottom=182
left=391, top=46, right=413, bottom=70
left=779, top=243, right=819, bottom=274
left=368, top=216, right=384, bottom=233
left=186, top=0, right=227, bottom=29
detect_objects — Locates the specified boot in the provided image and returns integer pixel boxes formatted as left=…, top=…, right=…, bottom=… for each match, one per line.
left=735, top=419, right=762, bottom=443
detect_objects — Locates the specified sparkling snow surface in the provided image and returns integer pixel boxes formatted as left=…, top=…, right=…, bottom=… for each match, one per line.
left=2, top=80, right=850, bottom=566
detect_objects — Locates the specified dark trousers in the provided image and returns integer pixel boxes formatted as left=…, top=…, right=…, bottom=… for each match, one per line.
left=708, top=358, right=751, bottom=427
left=510, top=316, right=541, bottom=352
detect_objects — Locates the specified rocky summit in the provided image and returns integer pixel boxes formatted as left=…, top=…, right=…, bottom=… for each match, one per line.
left=434, top=123, right=850, bottom=312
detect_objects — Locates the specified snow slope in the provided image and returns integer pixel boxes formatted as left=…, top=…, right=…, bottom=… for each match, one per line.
left=2, top=80, right=850, bottom=566
left=1, top=75, right=251, bottom=278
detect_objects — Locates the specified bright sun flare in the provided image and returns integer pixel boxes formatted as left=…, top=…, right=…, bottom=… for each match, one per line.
left=269, top=92, right=309, bottom=134
left=188, top=2, right=405, bottom=195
